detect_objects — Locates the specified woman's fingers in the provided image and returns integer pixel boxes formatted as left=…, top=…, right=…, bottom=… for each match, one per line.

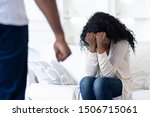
left=96, top=32, right=105, bottom=40
left=85, top=32, right=96, bottom=42
left=101, top=32, right=106, bottom=40
left=85, top=33, right=89, bottom=39
left=89, top=32, right=95, bottom=40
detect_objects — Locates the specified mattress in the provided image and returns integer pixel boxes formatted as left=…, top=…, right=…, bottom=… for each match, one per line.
left=26, top=84, right=150, bottom=100
left=132, top=90, right=150, bottom=100
left=26, top=83, right=80, bottom=100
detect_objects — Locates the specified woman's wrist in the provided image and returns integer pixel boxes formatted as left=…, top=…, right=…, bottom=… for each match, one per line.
left=89, top=46, right=97, bottom=53
left=97, top=46, right=106, bottom=54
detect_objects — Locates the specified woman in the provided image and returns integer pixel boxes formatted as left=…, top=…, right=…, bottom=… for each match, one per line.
left=80, top=12, right=136, bottom=100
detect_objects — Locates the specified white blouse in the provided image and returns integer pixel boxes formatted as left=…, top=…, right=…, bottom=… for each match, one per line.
left=85, top=40, right=133, bottom=99
left=0, top=0, right=28, bottom=25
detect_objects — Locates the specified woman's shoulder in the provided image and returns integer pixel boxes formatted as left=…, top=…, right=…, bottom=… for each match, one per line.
left=110, top=40, right=129, bottom=54
left=112, top=40, right=129, bottom=48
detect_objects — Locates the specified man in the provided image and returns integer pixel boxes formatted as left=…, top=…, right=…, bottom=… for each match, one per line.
left=0, top=0, right=71, bottom=100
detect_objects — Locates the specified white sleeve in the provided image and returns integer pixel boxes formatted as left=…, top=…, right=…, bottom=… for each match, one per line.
left=85, top=51, right=99, bottom=76
left=97, top=40, right=129, bottom=77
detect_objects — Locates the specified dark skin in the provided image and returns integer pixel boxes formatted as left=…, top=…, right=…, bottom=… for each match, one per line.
left=35, top=0, right=71, bottom=62
left=85, top=32, right=110, bottom=54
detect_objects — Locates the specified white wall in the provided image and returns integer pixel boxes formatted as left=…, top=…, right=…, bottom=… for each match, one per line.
left=25, top=0, right=150, bottom=61
left=117, top=0, right=150, bottom=42
left=25, top=0, right=62, bottom=58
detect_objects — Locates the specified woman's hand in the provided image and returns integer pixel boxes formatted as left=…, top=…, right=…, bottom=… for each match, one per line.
left=96, top=32, right=110, bottom=54
left=85, top=32, right=97, bottom=53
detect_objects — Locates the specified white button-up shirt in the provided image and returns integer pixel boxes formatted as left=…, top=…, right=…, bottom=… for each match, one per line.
left=0, top=0, right=28, bottom=25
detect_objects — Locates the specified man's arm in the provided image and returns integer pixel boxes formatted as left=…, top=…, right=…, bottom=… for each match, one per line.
left=35, top=0, right=63, bottom=38
left=35, top=0, right=71, bottom=61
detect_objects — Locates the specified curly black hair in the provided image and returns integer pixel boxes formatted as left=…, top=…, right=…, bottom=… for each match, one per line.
left=80, top=12, right=136, bottom=52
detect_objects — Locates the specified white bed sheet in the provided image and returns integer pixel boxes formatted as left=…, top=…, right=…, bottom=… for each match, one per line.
left=26, top=83, right=80, bottom=100
left=132, top=90, right=150, bottom=100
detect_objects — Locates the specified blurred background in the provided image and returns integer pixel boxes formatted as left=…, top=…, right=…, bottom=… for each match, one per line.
left=25, top=0, right=150, bottom=60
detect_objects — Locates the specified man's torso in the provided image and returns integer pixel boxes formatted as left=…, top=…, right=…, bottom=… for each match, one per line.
left=0, top=0, right=28, bottom=26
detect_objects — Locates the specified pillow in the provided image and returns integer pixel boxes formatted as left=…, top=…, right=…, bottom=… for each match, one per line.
left=132, top=71, right=150, bottom=90
left=130, top=46, right=150, bottom=90
left=144, top=79, right=150, bottom=90
left=28, top=60, right=76, bottom=85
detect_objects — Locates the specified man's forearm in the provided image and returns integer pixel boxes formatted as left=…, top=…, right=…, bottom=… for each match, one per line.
left=35, top=0, right=64, bottom=39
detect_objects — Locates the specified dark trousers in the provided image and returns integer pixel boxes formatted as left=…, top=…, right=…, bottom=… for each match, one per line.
left=80, top=76, right=122, bottom=100
left=0, top=24, right=28, bottom=100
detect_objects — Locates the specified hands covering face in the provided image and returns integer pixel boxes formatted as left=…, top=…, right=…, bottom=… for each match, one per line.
left=85, top=32, right=110, bottom=53
left=85, top=32, right=97, bottom=52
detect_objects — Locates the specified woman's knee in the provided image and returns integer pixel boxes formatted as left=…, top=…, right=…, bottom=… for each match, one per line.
left=93, top=77, right=109, bottom=90
left=80, top=76, right=96, bottom=88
